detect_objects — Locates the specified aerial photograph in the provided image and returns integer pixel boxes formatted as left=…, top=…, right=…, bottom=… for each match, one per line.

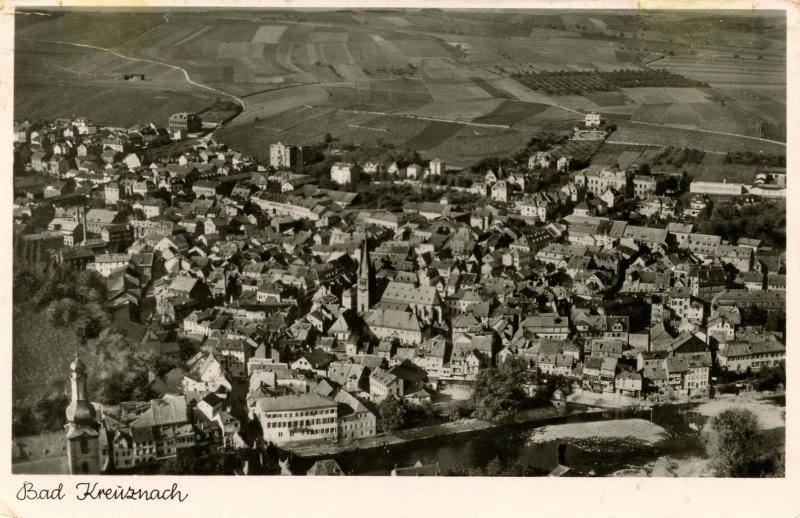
left=11, top=7, right=786, bottom=477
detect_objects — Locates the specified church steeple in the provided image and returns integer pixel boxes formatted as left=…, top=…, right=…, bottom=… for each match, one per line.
left=65, top=354, right=101, bottom=474
left=66, top=355, right=95, bottom=426
left=357, top=239, right=374, bottom=314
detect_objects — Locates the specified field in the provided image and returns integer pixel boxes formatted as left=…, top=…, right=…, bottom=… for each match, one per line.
left=609, top=121, right=785, bottom=155
left=473, top=101, right=550, bottom=126
left=15, top=84, right=215, bottom=128
left=15, top=8, right=787, bottom=168
left=402, top=121, right=464, bottom=150
left=230, top=84, right=330, bottom=125
left=592, top=140, right=768, bottom=183
left=511, top=69, right=705, bottom=96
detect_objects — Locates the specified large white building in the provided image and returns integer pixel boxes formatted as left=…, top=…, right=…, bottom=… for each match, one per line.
left=574, top=169, right=628, bottom=196
left=690, top=180, right=745, bottom=197
left=269, top=142, right=302, bottom=169
left=585, top=111, right=601, bottom=127
left=331, top=162, right=355, bottom=185
left=429, top=158, right=445, bottom=176
left=251, top=394, right=338, bottom=444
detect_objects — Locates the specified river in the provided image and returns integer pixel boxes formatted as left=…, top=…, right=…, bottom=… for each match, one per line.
left=291, top=403, right=714, bottom=476
left=290, top=397, right=786, bottom=476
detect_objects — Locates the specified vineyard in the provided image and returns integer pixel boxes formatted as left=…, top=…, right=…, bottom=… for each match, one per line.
left=511, top=69, right=706, bottom=95
left=653, top=147, right=706, bottom=169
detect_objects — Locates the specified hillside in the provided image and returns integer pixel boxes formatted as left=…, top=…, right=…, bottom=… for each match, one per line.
left=15, top=9, right=786, bottom=165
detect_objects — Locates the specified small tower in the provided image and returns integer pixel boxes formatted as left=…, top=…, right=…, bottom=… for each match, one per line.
left=65, top=355, right=101, bottom=474
left=357, top=239, right=374, bottom=314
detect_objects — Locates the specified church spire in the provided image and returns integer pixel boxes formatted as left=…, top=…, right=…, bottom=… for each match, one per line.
left=66, top=354, right=95, bottom=427
left=357, top=238, right=373, bottom=314
left=65, top=352, right=101, bottom=475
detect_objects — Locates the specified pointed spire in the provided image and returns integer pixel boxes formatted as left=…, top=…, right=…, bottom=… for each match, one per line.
left=358, top=238, right=370, bottom=279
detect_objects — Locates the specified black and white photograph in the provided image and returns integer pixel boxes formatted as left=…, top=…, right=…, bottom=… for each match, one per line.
left=6, top=1, right=791, bottom=494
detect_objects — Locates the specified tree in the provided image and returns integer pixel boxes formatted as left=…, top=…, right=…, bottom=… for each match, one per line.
left=756, top=364, right=785, bottom=392
left=378, top=395, right=407, bottom=433
left=472, top=357, right=534, bottom=423
left=45, top=298, right=80, bottom=328
left=703, top=407, right=764, bottom=477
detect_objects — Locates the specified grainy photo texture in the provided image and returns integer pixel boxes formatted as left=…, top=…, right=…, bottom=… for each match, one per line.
left=11, top=7, right=786, bottom=478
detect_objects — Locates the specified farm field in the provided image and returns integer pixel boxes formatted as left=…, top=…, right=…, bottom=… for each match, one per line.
left=399, top=96, right=502, bottom=122
left=16, top=8, right=788, bottom=161
left=230, top=84, right=330, bottom=126
left=620, top=87, right=710, bottom=104
left=591, top=140, right=766, bottom=183
left=651, top=152, right=762, bottom=183
left=426, top=126, right=532, bottom=165
left=472, top=100, right=551, bottom=126
left=402, top=121, right=464, bottom=150
left=15, top=83, right=215, bottom=128
left=609, top=122, right=785, bottom=155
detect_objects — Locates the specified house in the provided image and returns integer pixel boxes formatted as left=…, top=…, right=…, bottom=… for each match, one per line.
left=520, top=315, right=570, bottom=339
left=93, top=253, right=131, bottom=277
left=490, top=180, right=508, bottom=202
left=291, top=349, right=333, bottom=377
left=405, top=163, right=424, bottom=179
left=335, top=390, right=377, bottom=441
left=270, top=142, right=302, bottom=169
left=718, top=340, right=785, bottom=373
left=363, top=161, right=382, bottom=175
left=582, top=356, right=617, bottom=393
left=668, top=287, right=704, bottom=322
left=632, top=175, right=660, bottom=198
left=331, top=163, right=357, bottom=185
left=369, top=368, right=403, bottom=400
left=429, top=158, right=444, bottom=176
left=168, top=112, right=202, bottom=133
left=528, top=151, right=552, bottom=170
left=615, top=369, right=642, bottom=397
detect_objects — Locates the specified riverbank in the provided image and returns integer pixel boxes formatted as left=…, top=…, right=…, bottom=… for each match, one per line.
left=694, top=392, right=785, bottom=430
left=612, top=456, right=714, bottom=477
left=286, top=405, right=576, bottom=457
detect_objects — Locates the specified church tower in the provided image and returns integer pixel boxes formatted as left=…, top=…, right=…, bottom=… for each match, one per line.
left=65, top=356, right=101, bottom=475
left=357, top=239, right=374, bottom=314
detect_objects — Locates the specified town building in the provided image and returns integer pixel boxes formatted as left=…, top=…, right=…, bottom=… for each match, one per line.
left=168, top=112, right=202, bottom=133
